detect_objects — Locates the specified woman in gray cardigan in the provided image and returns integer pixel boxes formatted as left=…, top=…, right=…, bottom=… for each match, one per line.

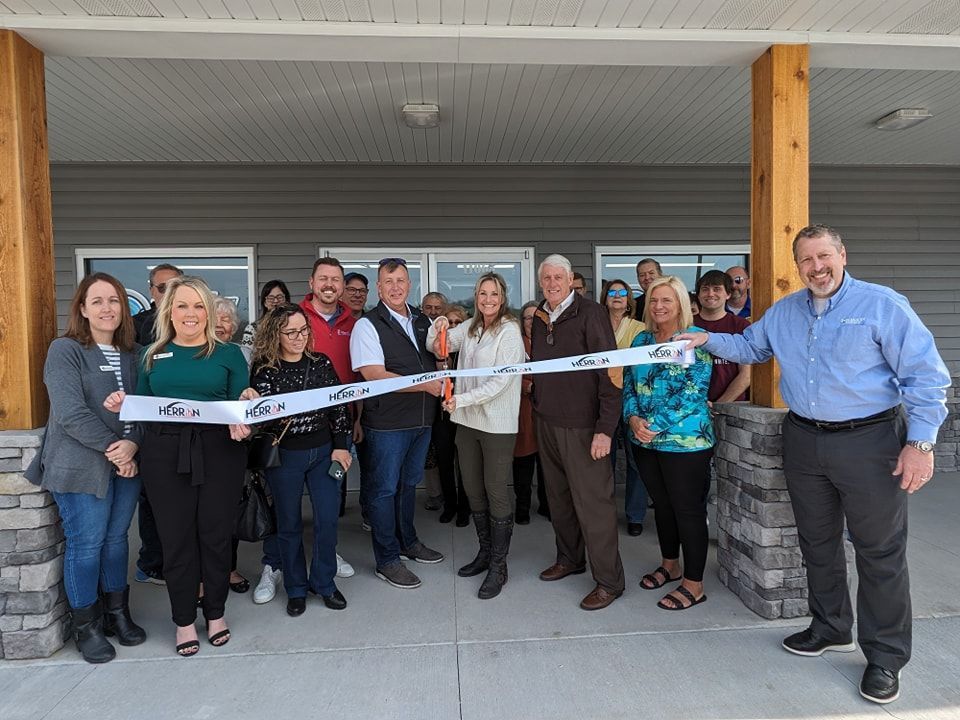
left=26, top=273, right=147, bottom=664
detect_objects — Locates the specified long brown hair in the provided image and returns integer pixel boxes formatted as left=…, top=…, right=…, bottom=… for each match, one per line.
left=144, top=276, right=219, bottom=369
left=466, top=272, right=516, bottom=338
left=251, top=304, right=316, bottom=373
left=65, top=273, right=135, bottom=351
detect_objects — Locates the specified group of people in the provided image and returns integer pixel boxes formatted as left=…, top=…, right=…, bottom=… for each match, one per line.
left=26, top=224, right=950, bottom=707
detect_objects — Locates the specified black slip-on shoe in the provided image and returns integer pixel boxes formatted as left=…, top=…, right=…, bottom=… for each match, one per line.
left=860, top=664, right=900, bottom=704
left=782, top=628, right=856, bottom=657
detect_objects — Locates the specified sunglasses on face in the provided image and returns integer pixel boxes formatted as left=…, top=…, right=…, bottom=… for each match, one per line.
left=606, top=288, right=629, bottom=298
left=732, top=276, right=745, bottom=284
left=152, top=283, right=168, bottom=294
left=379, top=257, right=407, bottom=267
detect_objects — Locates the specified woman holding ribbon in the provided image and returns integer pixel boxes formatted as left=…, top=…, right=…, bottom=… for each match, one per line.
left=623, top=275, right=715, bottom=611
left=250, top=304, right=353, bottom=616
left=601, top=278, right=648, bottom=537
left=106, top=276, right=252, bottom=657
left=427, top=273, right=524, bottom=599
left=26, top=273, right=146, bottom=664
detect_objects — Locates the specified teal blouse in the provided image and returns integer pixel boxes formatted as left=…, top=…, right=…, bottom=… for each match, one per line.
left=136, top=342, right=249, bottom=402
left=622, top=327, right=715, bottom=453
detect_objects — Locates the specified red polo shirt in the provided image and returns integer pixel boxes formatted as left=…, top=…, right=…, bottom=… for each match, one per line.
left=299, top=297, right=357, bottom=384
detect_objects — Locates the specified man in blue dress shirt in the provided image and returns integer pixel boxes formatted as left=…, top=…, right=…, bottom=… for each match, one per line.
left=681, top=224, right=950, bottom=705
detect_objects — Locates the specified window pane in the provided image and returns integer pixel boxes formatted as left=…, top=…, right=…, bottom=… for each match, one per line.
left=339, top=261, right=422, bottom=312
left=435, top=261, right=523, bottom=314
left=600, top=252, right=749, bottom=296
left=85, top=256, right=251, bottom=342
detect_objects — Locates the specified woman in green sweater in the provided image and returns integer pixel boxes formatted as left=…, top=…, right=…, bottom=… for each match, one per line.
left=107, top=276, right=253, bottom=657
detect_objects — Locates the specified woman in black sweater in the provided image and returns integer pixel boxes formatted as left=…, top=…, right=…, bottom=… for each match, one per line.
left=250, top=304, right=353, bottom=616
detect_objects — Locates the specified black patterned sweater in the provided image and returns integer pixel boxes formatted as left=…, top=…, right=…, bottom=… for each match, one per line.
left=251, top=355, right=352, bottom=451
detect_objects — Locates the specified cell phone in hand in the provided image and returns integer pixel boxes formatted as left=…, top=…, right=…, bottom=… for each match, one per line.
left=328, top=460, right=346, bottom=481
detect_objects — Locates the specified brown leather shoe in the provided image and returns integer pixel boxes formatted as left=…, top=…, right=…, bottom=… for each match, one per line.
left=538, top=563, right=586, bottom=582
left=579, top=585, right=623, bottom=611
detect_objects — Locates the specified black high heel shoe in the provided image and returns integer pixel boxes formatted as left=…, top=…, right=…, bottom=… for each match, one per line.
left=205, top=621, right=231, bottom=647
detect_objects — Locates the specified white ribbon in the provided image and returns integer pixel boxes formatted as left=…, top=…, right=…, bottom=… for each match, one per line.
left=120, top=341, right=694, bottom=425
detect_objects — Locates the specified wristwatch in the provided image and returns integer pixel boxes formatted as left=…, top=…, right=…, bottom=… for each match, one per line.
left=907, top=440, right=935, bottom=453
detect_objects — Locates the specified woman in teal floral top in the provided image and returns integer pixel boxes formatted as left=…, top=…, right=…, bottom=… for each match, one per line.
left=623, top=276, right=715, bottom=611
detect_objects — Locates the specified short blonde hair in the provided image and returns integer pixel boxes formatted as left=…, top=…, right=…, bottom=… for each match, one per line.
left=642, top=276, right=694, bottom=332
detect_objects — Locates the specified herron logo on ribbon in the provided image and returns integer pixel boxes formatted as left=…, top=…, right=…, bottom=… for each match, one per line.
left=120, top=341, right=695, bottom=425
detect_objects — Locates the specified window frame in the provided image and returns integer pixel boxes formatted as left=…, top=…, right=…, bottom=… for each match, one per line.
left=593, top=243, right=750, bottom=297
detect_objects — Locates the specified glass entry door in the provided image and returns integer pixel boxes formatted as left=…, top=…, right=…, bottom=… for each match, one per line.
left=322, top=247, right=535, bottom=314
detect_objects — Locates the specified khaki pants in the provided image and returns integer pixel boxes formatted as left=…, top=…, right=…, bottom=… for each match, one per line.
left=536, top=420, right=624, bottom=594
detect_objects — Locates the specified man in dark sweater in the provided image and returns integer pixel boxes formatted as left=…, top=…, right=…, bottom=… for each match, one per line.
left=531, top=254, right=625, bottom=611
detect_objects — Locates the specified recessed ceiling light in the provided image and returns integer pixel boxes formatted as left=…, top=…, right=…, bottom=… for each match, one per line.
left=402, top=104, right=440, bottom=129
left=875, top=108, right=932, bottom=130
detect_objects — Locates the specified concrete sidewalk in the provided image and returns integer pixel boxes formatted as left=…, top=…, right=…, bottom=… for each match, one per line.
left=3, top=473, right=959, bottom=720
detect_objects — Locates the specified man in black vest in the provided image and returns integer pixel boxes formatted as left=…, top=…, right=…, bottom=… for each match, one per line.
left=350, top=259, right=445, bottom=589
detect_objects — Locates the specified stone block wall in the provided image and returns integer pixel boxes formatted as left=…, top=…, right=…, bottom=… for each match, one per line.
left=934, top=371, right=959, bottom=472
left=712, top=403, right=808, bottom=620
left=0, top=429, right=68, bottom=659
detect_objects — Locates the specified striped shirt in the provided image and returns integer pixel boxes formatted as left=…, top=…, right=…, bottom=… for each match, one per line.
left=98, top=344, right=131, bottom=437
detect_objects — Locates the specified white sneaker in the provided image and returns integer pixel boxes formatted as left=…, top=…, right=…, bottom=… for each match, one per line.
left=336, top=554, right=355, bottom=578
left=253, top=564, right=281, bottom=604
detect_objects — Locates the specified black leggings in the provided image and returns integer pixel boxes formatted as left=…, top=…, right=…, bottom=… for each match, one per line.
left=633, top=446, right=713, bottom=582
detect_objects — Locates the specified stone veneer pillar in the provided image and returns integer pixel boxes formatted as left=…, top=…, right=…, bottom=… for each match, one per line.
left=712, top=403, right=808, bottom=620
left=0, top=429, right=68, bottom=659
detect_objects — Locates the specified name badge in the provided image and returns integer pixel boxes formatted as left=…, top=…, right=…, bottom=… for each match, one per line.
left=100, top=365, right=114, bottom=372
left=153, top=352, right=174, bottom=360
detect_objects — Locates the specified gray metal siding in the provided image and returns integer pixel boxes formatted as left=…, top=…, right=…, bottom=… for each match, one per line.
left=50, top=163, right=960, bottom=369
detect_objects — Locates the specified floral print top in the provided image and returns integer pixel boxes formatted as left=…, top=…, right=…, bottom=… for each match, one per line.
left=622, top=327, right=715, bottom=453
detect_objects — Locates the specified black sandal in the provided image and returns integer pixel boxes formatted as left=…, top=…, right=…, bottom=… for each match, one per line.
left=229, top=575, right=250, bottom=593
left=176, top=640, right=200, bottom=657
left=640, top=566, right=682, bottom=590
left=207, top=622, right=231, bottom=647
left=657, top=585, right=707, bottom=611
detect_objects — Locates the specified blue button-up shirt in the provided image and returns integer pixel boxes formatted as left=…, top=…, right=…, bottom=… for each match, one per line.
left=703, top=273, right=950, bottom=442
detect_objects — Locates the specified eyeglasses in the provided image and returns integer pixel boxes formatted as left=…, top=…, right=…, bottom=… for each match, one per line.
left=152, top=283, right=168, bottom=294
left=345, top=287, right=369, bottom=295
left=732, top=276, right=745, bottom=284
left=606, top=288, right=629, bottom=298
left=280, top=327, right=310, bottom=339
left=379, top=257, right=407, bottom=267
left=265, top=293, right=287, bottom=302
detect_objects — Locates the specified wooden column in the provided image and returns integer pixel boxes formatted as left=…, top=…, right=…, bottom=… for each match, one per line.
left=0, top=31, right=56, bottom=429
left=751, top=44, right=809, bottom=408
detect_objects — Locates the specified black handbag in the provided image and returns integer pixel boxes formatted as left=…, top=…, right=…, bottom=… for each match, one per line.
left=236, top=471, right=276, bottom=542
left=246, top=420, right=292, bottom=471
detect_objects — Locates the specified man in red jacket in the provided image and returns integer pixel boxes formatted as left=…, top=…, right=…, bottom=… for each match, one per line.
left=299, top=257, right=361, bottom=573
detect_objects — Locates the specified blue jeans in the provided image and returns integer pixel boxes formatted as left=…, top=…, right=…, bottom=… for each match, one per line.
left=361, top=426, right=432, bottom=568
left=265, top=445, right=340, bottom=598
left=52, top=474, right=142, bottom=609
left=611, top=421, right=648, bottom=524
left=261, top=534, right=281, bottom=570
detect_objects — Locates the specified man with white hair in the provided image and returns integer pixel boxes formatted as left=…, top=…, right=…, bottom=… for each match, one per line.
left=530, top=254, right=625, bottom=611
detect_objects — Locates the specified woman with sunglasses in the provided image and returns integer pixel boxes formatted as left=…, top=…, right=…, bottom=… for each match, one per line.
left=427, top=273, right=524, bottom=599
left=601, top=279, right=649, bottom=537
left=250, top=304, right=353, bottom=616
left=242, top=280, right=291, bottom=347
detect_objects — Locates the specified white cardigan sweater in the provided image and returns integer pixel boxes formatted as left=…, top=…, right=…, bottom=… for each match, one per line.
left=426, top=316, right=524, bottom=434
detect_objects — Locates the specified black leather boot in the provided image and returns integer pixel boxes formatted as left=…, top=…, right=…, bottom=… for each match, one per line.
left=478, top=514, right=513, bottom=600
left=103, top=586, right=147, bottom=646
left=457, top=511, right=491, bottom=577
left=72, top=600, right=116, bottom=663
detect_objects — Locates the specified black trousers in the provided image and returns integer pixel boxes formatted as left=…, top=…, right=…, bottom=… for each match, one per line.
left=634, top=446, right=713, bottom=582
left=783, top=411, right=910, bottom=671
left=140, top=424, right=246, bottom=627
left=512, top=452, right=549, bottom=517
left=136, top=488, right=164, bottom=575
left=433, top=411, right=469, bottom=517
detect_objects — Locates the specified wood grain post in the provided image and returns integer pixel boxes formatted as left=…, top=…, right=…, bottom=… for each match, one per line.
left=0, top=31, right=56, bottom=430
left=751, top=44, right=809, bottom=408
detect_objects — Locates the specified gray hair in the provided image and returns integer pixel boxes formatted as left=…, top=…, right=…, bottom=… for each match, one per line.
left=538, top=254, right=573, bottom=277
left=793, top=224, right=844, bottom=260
left=149, top=263, right=182, bottom=284
left=214, top=296, right=240, bottom=330
left=421, top=291, right=448, bottom=305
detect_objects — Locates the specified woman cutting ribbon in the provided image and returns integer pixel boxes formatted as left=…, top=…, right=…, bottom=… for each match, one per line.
left=427, top=273, right=524, bottom=599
